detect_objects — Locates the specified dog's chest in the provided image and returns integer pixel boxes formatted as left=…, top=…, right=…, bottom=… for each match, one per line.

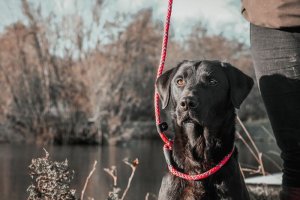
left=179, top=180, right=231, bottom=200
left=180, top=181, right=206, bottom=200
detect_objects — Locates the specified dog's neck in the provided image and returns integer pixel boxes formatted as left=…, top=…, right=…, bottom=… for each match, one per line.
left=172, top=109, right=236, bottom=174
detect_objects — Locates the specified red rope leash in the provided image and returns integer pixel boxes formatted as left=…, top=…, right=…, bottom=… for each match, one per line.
left=154, top=0, right=173, bottom=149
left=167, top=147, right=235, bottom=181
left=155, top=0, right=234, bottom=181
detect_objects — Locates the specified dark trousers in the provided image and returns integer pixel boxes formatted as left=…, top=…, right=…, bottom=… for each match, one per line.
left=250, top=24, right=300, bottom=188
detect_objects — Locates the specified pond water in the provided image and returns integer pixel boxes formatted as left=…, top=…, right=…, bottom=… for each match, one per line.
left=0, top=140, right=281, bottom=200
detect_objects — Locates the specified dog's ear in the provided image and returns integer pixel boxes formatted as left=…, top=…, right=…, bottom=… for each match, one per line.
left=223, top=63, right=254, bottom=109
left=156, top=66, right=180, bottom=109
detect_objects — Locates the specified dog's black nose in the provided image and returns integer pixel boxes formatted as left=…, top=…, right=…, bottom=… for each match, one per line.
left=179, top=96, right=198, bottom=110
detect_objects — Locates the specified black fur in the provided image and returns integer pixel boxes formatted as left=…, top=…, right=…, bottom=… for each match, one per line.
left=156, top=60, right=253, bottom=200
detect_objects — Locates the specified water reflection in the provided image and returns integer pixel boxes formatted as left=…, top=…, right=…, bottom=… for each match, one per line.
left=0, top=140, right=281, bottom=200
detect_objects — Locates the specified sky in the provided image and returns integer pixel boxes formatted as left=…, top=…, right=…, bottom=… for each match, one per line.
left=105, top=0, right=249, bottom=43
left=0, top=0, right=250, bottom=45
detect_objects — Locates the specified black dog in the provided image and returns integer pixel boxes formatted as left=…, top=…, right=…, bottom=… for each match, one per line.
left=156, top=60, right=253, bottom=200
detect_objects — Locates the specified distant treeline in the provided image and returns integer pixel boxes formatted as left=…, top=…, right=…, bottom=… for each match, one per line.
left=0, top=0, right=266, bottom=144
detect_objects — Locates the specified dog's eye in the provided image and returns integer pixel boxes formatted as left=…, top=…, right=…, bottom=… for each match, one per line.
left=176, top=78, right=185, bottom=86
left=208, top=79, right=218, bottom=86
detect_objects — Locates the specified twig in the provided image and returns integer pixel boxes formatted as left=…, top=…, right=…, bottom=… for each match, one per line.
left=258, top=153, right=266, bottom=175
left=145, top=193, right=157, bottom=200
left=145, top=193, right=150, bottom=200
left=236, top=131, right=259, bottom=163
left=241, top=167, right=262, bottom=174
left=238, top=163, right=245, bottom=179
left=237, top=117, right=266, bottom=176
left=261, top=125, right=275, bottom=141
left=267, top=150, right=280, bottom=157
left=81, top=160, right=98, bottom=200
left=121, top=158, right=139, bottom=200
left=240, top=163, right=261, bottom=169
left=104, top=166, right=117, bottom=186
left=237, top=117, right=260, bottom=157
left=43, top=148, right=49, bottom=159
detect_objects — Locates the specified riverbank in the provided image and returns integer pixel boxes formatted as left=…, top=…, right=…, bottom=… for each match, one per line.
left=0, top=119, right=273, bottom=145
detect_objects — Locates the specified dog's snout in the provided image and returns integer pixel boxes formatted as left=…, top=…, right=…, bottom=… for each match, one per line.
left=179, top=96, right=198, bottom=110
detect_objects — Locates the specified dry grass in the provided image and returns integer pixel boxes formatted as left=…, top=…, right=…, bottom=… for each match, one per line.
left=27, top=150, right=140, bottom=200
left=27, top=149, right=77, bottom=199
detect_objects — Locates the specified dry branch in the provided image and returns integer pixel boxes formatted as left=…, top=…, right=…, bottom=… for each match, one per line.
left=81, top=160, right=98, bottom=200
left=104, top=166, right=118, bottom=186
left=237, top=116, right=267, bottom=176
left=121, top=158, right=139, bottom=200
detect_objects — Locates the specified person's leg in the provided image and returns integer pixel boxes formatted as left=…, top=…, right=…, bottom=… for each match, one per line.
left=250, top=24, right=300, bottom=199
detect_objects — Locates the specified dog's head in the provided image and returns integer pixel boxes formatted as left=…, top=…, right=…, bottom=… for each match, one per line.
left=156, top=60, right=253, bottom=128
